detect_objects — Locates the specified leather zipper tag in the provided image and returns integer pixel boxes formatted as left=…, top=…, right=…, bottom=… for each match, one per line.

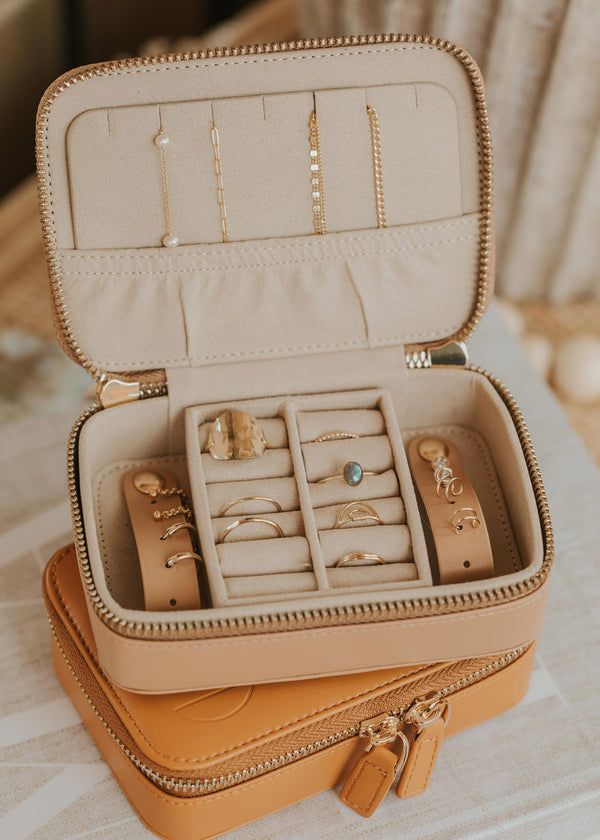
left=339, top=745, right=399, bottom=817
left=396, top=716, right=445, bottom=799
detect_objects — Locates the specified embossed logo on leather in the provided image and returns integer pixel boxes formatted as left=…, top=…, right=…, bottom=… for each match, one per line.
left=173, top=686, right=254, bottom=722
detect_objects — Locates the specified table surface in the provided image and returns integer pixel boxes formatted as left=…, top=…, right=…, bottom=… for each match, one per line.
left=0, top=305, right=599, bottom=840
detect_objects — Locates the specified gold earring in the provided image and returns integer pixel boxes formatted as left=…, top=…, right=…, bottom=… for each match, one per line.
left=154, top=120, right=178, bottom=247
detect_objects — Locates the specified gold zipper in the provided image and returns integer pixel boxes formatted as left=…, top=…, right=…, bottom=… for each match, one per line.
left=97, top=373, right=168, bottom=407
left=50, top=614, right=528, bottom=798
left=36, top=32, right=492, bottom=388
left=66, top=363, right=553, bottom=639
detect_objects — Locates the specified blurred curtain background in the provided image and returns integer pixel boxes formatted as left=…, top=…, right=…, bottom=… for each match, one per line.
left=1, top=0, right=599, bottom=303
left=296, top=0, right=600, bottom=302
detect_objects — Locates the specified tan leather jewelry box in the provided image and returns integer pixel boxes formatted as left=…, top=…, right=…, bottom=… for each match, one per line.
left=37, top=34, right=552, bottom=693
left=45, top=543, right=536, bottom=838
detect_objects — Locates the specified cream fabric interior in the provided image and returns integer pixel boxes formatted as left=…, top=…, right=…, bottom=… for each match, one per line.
left=79, top=364, right=544, bottom=623
left=66, top=83, right=461, bottom=248
left=41, top=42, right=486, bottom=373
left=57, top=213, right=479, bottom=372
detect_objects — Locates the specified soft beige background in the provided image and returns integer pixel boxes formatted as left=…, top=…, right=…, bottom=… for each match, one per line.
left=297, top=0, right=600, bottom=301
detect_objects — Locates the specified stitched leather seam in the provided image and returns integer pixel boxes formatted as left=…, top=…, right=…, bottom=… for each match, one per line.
left=60, top=216, right=477, bottom=261
left=74, top=327, right=461, bottom=369
left=62, top=233, right=477, bottom=276
left=49, top=552, right=437, bottom=763
left=344, top=758, right=388, bottom=813
left=403, top=734, right=439, bottom=796
left=61, top=44, right=439, bottom=82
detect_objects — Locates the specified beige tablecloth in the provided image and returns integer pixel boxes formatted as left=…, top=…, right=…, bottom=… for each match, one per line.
left=1, top=306, right=599, bottom=839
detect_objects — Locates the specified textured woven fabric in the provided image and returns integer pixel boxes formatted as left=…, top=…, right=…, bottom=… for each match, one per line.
left=0, top=309, right=599, bottom=839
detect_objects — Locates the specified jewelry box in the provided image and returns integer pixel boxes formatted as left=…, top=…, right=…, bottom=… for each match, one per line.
left=37, top=35, right=552, bottom=693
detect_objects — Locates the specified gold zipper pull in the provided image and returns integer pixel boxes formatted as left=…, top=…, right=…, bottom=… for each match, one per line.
left=97, top=376, right=141, bottom=408
left=339, top=713, right=409, bottom=817
left=405, top=339, right=468, bottom=369
left=396, top=692, right=450, bottom=799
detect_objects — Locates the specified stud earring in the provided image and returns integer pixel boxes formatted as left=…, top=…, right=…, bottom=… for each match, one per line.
left=154, top=121, right=179, bottom=247
left=417, top=437, right=464, bottom=503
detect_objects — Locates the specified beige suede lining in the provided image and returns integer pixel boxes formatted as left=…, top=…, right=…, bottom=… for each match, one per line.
left=66, top=82, right=461, bottom=249
left=80, top=366, right=544, bottom=624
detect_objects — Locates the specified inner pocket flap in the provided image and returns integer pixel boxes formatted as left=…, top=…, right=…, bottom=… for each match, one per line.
left=58, top=212, right=479, bottom=372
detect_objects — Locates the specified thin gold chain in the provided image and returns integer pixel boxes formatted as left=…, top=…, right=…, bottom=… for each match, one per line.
left=309, top=110, right=326, bottom=235
left=210, top=121, right=230, bottom=243
left=366, top=105, right=386, bottom=229
left=156, top=127, right=174, bottom=242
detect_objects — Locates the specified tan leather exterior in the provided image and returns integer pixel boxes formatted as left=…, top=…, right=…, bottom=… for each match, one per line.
left=86, top=575, right=547, bottom=692
left=47, top=546, right=489, bottom=770
left=407, top=437, right=494, bottom=584
left=396, top=715, right=445, bottom=798
left=339, top=744, right=399, bottom=817
left=122, top=468, right=202, bottom=611
left=47, top=541, right=536, bottom=840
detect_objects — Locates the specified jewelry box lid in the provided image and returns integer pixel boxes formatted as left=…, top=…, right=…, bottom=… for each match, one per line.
left=36, top=35, right=494, bottom=381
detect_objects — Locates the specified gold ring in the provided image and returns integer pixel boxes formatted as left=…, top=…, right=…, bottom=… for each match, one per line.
left=165, top=551, right=203, bottom=569
left=207, top=410, right=267, bottom=460
left=316, top=461, right=377, bottom=486
left=335, top=552, right=386, bottom=568
left=314, top=431, right=358, bottom=443
left=334, top=502, right=383, bottom=528
left=217, top=516, right=284, bottom=543
left=160, top=522, right=197, bottom=541
left=219, top=496, right=283, bottom=516
left=450, top=507, right=481, bottom=534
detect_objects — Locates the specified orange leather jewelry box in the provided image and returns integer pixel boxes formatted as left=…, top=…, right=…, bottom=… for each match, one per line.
left=37, top=34, right=553, bottom=693
left=45, top=544, right=535, bottom=839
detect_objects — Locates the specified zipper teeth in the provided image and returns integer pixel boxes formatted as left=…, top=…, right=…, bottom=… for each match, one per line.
left=36, top=32, right=491, bottom=382
left=66, top=363, right=553, bottom=639
left=51, top=614, right=528, bottom=797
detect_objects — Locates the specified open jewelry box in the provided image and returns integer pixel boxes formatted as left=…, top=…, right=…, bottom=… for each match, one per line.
left=37, top=36, right=552, bottom=693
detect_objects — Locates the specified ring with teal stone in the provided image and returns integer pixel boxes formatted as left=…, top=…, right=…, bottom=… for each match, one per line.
left=343, top=461, right=364, bottom=486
